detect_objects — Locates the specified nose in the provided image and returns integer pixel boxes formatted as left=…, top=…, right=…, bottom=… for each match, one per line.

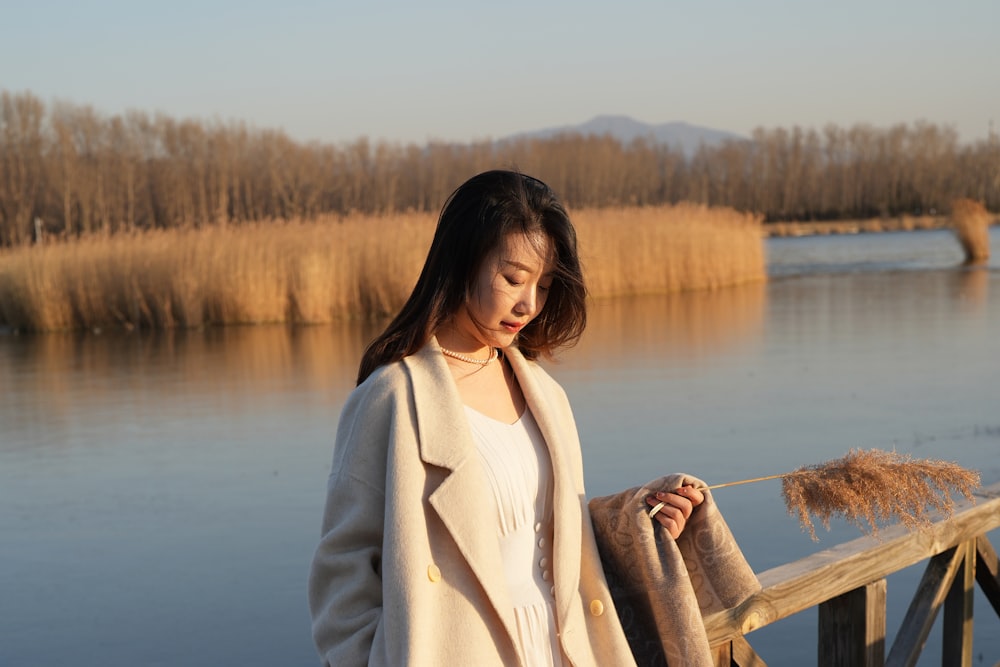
left=514, top=285, right=539, bottom=316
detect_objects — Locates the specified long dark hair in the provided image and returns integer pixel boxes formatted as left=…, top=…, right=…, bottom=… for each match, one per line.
left=356, top=170, right=587, bottom=384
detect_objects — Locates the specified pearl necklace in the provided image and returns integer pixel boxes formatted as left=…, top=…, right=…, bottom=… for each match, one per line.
left=440, top=346, right=498, bottom=366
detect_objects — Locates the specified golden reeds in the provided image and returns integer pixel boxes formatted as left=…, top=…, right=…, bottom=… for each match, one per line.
left=574, top=203, right=765, bottom=295
left=0, top=204, right=765, bottom=332
left=705, top=448, right=980, bottom=540
left=0, top=217, right=434, bottom=331
left=950, top=198, right=991, bottom=265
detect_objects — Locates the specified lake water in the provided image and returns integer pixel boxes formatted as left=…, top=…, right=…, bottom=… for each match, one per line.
left=1, top=228, right=998, bottom=666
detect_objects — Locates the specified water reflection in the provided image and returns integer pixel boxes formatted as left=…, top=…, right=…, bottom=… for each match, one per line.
left=1, top=323, right=381, bottom=455
left=4, top=322, right=374, bottom=394
left=575, top=281, right=766, bottom=368
left=1, top=282, right=766, bottom=462
left=767, top=268, right=999, bottom=347
left=2, top=233, right=999, bottom=667
left=956, top=265, right=990, bottom=313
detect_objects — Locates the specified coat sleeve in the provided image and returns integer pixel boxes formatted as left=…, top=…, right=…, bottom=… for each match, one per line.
left=308, top=373, right=398, bottom=667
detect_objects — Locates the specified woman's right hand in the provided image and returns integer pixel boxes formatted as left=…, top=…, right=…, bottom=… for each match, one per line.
left=645, top=485, right=705, bottom=539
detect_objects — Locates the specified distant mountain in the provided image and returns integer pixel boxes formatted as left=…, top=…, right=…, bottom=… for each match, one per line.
left=501, top=114, right=745, bottom=156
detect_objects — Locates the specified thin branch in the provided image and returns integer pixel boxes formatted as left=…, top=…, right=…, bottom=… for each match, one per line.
left=704, top=473, right=786, bottom=490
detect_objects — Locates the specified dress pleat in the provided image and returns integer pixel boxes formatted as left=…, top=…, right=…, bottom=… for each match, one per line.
left=465, top=406, right=565, bottom=667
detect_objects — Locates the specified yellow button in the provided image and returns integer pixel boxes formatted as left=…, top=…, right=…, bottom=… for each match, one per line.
left=589, top=599, right=604, bottom=617
left=427, top=564, right=441, bottom=582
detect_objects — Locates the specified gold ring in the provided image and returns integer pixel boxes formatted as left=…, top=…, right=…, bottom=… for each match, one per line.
left=648, top=501, right=667, bottom=519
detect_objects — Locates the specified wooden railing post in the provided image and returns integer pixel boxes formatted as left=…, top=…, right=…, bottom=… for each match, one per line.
left=942, top=539, right=975, bottom=666
left=885, top=546, right=964, bottom=667
left=975, top=535, right=1000, bottom=616
left=818, top=579, right=886, bottom=667
left=712, top=637, right=768, bottom=667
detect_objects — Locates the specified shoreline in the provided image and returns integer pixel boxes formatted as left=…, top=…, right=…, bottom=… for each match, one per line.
left=764, top=215, right=950, bottom=237
left=764, top=214, right=998, bottom=238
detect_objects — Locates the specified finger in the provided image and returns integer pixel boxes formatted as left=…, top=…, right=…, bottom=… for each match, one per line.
left=650, top=505, right=680, bottom=530
left=645, top=496, right=682, bottom=522
left=675, top=485, right=705, bottom=508
left=656, top=512, right=683, bottom=539
left=655, top=490, right=693, bottom=519
left=645, top=497, right=685, bottom=538
left=653, top=502, right=685, bottom=527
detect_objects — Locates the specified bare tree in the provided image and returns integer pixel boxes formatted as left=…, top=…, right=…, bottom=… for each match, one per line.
left=1, top=88, right=997, bottom=246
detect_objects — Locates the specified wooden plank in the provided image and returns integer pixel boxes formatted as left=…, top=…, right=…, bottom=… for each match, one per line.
left=885, top=546, right=964, bottom=667
left=711, top=637, right=768, bottom=667
left=976, top=535, right=1000, bottom=616
left=713, top=641, right=731, bottom=666
left=703, top=481, right=1000, bottom=645
left=818, top=579, right=886, bottom=667
left=942, top=540, right=975, bottom=667
left=731, top=636, right=767, bottom=667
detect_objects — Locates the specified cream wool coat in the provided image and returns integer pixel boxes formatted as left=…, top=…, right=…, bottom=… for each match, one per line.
left=308, top=338, right=637, bottom=667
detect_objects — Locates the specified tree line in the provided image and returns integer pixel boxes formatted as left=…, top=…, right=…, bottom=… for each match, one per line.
left=1, top=89, right=998, bottom=246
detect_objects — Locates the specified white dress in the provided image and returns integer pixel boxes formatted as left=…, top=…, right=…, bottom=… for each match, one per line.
left=464, top=405, right=566, bottom=667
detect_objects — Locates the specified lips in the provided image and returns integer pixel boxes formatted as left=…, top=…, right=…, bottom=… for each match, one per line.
left=501, top=321, right=525, bottom=333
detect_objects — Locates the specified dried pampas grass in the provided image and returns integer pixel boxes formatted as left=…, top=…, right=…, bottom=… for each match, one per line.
left=706, top=448, right=981, bottom=541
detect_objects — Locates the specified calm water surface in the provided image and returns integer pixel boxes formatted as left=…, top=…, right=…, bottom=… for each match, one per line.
left=1, top=228, right=998, bottom=666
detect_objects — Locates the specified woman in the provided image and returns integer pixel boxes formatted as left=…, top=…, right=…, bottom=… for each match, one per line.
left=308, top=170, right=704, bottom=666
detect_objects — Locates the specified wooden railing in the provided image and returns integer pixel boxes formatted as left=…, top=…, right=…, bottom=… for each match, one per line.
left=706, top=480, right=1000, bottom=667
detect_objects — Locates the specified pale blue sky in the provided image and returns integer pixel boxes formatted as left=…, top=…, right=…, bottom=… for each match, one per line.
left=2, top=0, right=997, bottom=145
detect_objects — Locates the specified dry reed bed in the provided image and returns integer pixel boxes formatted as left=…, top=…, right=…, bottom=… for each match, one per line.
left=949, top=198, right=991, bottom=264
left=0, top=204, right=765, bottom=332
left=574, top=203, right=764, bottom=296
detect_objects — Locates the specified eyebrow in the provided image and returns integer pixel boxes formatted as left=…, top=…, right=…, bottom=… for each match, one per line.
left=502, top=259, right=553, bottom=277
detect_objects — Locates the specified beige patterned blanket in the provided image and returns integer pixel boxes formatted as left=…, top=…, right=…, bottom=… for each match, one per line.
left=589, top=473, right=760, bottom=667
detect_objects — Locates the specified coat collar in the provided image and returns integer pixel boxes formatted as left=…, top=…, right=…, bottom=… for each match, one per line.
left=403, top=338, right=585, bottom=647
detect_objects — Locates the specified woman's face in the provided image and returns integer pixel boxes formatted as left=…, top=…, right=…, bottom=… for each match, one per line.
left=454, top=232, right=555, bottom=350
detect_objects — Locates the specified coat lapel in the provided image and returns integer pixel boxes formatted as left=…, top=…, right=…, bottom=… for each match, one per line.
left=403, top=339, right=520, bottom=652
left=505, top=347, right=584, bottom=635
left=406, top=340, right=588, bottom=657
